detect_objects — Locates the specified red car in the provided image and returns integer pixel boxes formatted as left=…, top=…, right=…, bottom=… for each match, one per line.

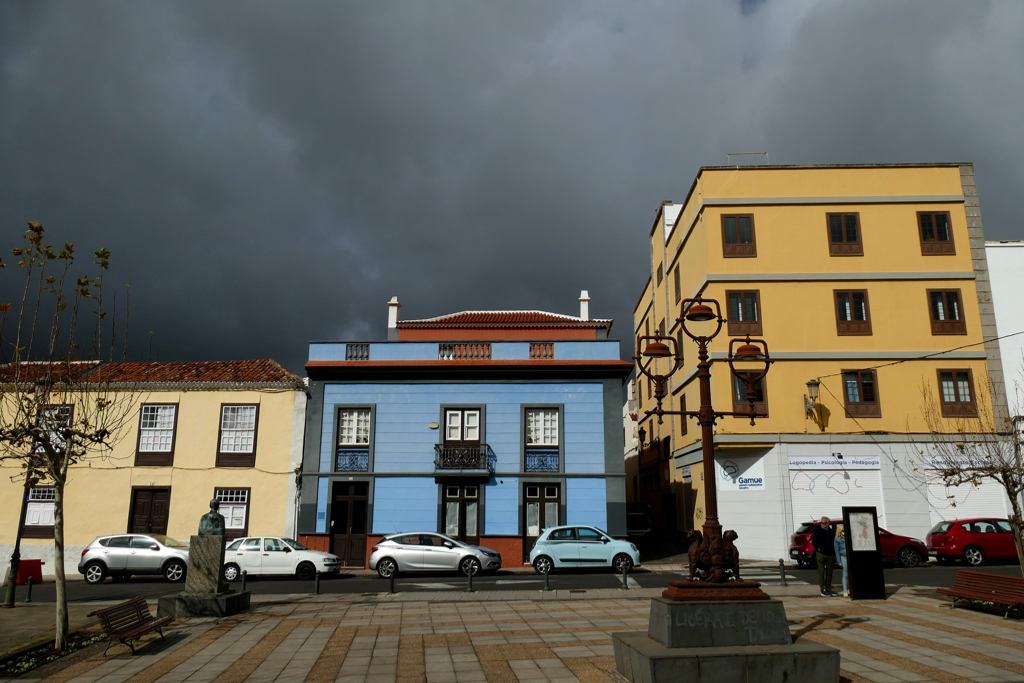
left=790, top=522, right=928, bottom=568
left=926, top=518, right=1018, bottom=566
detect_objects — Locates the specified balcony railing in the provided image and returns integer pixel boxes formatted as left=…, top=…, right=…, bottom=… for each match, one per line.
left=438, top=343, right=491, bottom=361
left=346, top=343, right=370, bottom=360
left=525, top=449, right=559, bottom=472
left=434, top=443, right=495, bottom=472
left=336, top=449, right=369, bottom=471
left=529, top=342, right=554, bottom=360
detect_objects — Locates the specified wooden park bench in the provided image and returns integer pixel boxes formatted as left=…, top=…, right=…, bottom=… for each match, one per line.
left=936, top=569, right=1024, bottom=619
left=87, top=596, right=174, bottom=655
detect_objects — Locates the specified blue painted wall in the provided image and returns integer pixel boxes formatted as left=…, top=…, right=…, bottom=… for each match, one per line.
left=372, top=477, right=438, bottom=534
left=319, top=383, right=605, bottom=474
left=566, top=478, right=607, bottom=530
left=485, top=477, right=519, bottom=535
left=316, top=477, right=329, bottom=533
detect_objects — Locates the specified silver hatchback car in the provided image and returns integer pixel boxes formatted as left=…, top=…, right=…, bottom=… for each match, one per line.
left=78, top=534, right=190, bottom=584
left=368, top=532, right=501, bottom=578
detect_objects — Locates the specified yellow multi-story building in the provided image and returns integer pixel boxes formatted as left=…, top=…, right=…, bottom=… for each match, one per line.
left=1, top=360, right=306, bottom=577
left=632, top=163, right=1010, bottom=561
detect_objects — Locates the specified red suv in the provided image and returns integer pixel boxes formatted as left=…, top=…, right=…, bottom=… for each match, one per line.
left=926, top=518, right=1018, bottom=566
left=790, top=522, right=928, bottom=568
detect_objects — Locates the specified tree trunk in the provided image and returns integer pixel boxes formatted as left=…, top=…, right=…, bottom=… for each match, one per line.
left=54, top=482, right=68, bottom=651
left=1007, top=491, right=1024, bottom=577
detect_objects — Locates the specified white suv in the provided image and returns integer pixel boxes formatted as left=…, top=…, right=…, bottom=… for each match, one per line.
left=223, top=536, right=342, bottom=581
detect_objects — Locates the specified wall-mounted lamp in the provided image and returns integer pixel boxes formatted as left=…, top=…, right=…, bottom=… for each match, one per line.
left=804, top=379, right=820, bottom=417
left=637, top=426, right=646, bottom=447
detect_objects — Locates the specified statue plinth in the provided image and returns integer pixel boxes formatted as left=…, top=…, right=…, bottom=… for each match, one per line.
left=661, top=580, right=770, bottom=602
left=157, top=500, right=249, bottom=619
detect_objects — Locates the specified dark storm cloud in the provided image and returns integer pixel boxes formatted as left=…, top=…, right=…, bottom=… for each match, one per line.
left=2, top=1, right=1022, bottom=373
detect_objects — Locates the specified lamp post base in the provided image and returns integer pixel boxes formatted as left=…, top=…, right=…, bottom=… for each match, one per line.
left=662, top=580, right=770, bottom=602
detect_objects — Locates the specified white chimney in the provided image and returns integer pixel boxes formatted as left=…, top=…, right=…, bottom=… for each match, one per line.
left=387, top=296, right=401, bottom=340
left=579, top=290, right=590, bottom=321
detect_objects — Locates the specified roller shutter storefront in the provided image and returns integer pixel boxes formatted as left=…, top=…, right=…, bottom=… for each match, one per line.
left=926, top=481, right=1010, bottom=526
left=788, top=456, right=885, bottom=529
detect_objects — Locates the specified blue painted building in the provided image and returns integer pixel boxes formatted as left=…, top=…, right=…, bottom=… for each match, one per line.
left=297, top=295, right=633, bottom=567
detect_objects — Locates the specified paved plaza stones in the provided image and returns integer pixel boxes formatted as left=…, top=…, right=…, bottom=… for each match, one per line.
left=2, top=587, right=1024, bottom=683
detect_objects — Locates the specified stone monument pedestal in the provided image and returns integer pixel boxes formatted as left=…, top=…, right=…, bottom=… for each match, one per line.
left=157, top=534, right=250, bottom=619
left=612, top=597, right=840, bottom=683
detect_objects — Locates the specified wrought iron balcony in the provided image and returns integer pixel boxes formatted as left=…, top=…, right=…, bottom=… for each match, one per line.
left=336, top=449, right=369, bottom=471
left=525, top=449, right=559, bottom=472
left=434, top=443, right=495, bottom=472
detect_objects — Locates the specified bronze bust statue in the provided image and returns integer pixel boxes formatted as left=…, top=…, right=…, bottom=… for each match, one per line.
left=198, top=499, right=226, bottom=536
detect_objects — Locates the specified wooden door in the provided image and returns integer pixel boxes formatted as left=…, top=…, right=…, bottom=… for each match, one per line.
left=129, top=488, right=170, bottom=535
left=523, top=483, right=560, bottom=561
left=331, top=482, right=368, bottom=567
left=443, top=484, right=480, bottom=546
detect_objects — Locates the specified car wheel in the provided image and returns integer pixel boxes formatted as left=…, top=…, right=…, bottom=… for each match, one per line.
left=84, top=562, right=106, bottom=585
left=224, top=563, right=241, bottom=582
left=897, top=546, right=922, bottom=568
left=533, top=555, right=554, bottom=575
left=613, top=554, right=634, bottom=574
left=376, top=557, right=398, bottom=579
left=460, top=557, right=481, bottom=576
left=962, top=545, right=985, bottom=566
left=164, top=560, right=186, bottom=583
left=296, top=562, right=317, bottom=581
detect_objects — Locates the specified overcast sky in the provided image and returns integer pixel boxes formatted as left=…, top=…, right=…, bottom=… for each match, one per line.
left=2, top=1, right=1022, bottom=374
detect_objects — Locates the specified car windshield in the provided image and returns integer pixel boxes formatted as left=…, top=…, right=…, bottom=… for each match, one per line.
left=929, top=522, right=954, bottom=535
left=147, top=534, right=188, bottom=548
left=282, top=538, right=307, bottom=551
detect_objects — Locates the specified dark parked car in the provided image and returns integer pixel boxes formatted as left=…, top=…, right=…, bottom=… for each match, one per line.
left=926, top=518, right=1018, bottom=566
left=626, top=512, right=653, bottom=539
left=790, top=522, right=927, bottom=568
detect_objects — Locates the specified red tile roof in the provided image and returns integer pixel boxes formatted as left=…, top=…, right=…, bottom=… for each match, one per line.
left=0, top=359, right=303, bottom=386
left=0, top=361, right=100, bottom=383
left=398, top=310, right=612, bottom=329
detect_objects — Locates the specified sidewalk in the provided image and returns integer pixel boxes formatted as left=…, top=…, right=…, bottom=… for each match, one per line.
left=2, top=585, right=1023, bottom=683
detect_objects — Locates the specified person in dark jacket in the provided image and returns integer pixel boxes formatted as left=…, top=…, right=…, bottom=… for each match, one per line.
left=811, top=516, right=836, bottom=597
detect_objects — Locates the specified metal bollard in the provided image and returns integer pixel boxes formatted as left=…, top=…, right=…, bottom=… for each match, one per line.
left=389, top=573, right=395, bottom=594
left=241, top=570, right=247, bottom=593
left=778, top=559, right=788, bottom=587
left=315, top=570, right=321, bottom=595
left=621, top=564, right=629, bottom=590
left=466, top=564, right=476, bottom=592
left=25, top=576, right=33, bottom=603
left=543, top=566, right=551, bottom=592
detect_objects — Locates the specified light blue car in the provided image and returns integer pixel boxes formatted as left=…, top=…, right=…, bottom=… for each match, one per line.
left=529, top=525, right=641, bottom=574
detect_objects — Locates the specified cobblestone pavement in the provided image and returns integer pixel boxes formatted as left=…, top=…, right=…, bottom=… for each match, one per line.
left=3, top=588, right=1024, bottom=683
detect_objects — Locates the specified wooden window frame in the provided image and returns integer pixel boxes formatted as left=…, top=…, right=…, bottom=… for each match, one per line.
left=918, top=211, right=956, bottom=255
left=214, top=487, right=251, bottom=540
left=842, top=369, right=881, bottom=418
left=826, top=213, right=863, bottom=256
left=216, top=404, right=260, bottom=467
left=21, top=486, right=56, bottom=539
left=656, top=264, right=663, bottom=286
left=134, top=403, right=179, bottom=467
left=721, top=214, right=757, bottom=258
left=937, top=369, right=978, bottom=418
left=677, top=394, right=687, bottom=437
left=731, top=371, right=768, bottom=418
left=834, top=290, right=872, bottom=336
left=726, top=290, right=762, bottom=336
left=927, top=289, right=967, bottom=335
left=673, top=265, right=681, bottom=304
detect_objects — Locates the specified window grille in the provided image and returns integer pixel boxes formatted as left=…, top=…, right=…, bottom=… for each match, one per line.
left=220, top=406, right=257, bottom=453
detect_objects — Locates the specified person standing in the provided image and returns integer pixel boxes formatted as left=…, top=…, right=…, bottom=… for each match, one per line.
left=834, top=523, right=849, bottom=597
left=811, top=516, right=836, bottom=597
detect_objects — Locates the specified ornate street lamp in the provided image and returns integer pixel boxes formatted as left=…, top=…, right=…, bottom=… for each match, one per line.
left=633, top=296, right=772, bottom=600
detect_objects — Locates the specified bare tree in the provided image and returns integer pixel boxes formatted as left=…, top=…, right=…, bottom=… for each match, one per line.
left=914, top=375, right=1024, bottom=574
left=0, top=223, right=138, bottom=650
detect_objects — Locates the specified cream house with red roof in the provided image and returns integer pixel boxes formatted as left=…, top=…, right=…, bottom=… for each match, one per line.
left=0, top=359, right=306, bottom=577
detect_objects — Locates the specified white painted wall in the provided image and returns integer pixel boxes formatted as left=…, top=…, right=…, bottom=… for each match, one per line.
left=987, top=241, right=1024, bottom=408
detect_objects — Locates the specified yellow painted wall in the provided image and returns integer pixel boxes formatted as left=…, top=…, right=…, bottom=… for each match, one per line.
left=0, top=388, right=302, bottom=549
left=634, top=164, right=996, bottom=454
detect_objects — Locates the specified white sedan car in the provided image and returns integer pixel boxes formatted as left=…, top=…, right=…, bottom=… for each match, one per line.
left=223, top=536, right=342, bottom=582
